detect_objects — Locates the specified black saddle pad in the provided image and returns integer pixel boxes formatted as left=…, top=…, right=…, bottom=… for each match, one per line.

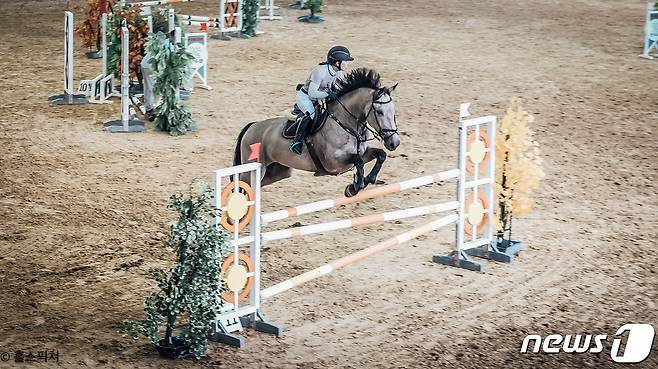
left=282, top=105, right=328, bottom=139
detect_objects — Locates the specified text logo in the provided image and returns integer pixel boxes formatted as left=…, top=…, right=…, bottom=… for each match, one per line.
left=520, top=324, right=655, bottom=364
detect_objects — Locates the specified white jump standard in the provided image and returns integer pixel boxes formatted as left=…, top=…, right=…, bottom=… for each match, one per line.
left=184, top=33, right=213, bottom=90
left=260, top=0, right=281, bottom=21
left=209, top=104, right=518, bottom=347
left=48, top=11, right=88, bottom=105
left=640, top=1, right=658, bottom=59
left=433, top=105, right=506, bottom=269
left=209, top=163, right=282, bottom=348
left=103, top=25, right=146, bottom=133
left=211, top=0, right=243, bottom=40
left=76, top=14, right=115, bottom=105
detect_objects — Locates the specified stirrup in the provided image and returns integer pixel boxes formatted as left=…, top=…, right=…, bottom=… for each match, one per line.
left=289, top=141, right=303, bottom=155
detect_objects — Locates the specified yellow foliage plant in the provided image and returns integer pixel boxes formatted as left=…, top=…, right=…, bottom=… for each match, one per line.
left=494, top=97, right=544, bottom=242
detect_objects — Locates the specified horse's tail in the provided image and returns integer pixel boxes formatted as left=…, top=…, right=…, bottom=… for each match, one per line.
left=233, top=121, right=256, bottom=166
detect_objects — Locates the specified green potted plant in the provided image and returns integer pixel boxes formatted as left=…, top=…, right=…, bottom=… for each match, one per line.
left=241, top=0, right=260, bottom=37
left=146, top=31, right=196, bottom=135
left=298, top=0, right=324, bottom=23
left=122, top=183, right=231, bottom=359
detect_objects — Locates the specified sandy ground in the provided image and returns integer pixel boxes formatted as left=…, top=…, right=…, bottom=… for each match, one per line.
left=0, top=0, right=657, bottom=367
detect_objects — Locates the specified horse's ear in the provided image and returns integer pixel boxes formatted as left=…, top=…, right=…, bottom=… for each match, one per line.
left=388, top=83, right=399, bottom=94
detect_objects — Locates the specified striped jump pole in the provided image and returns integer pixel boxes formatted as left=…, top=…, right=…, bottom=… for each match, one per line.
left=179, top=14, right=220, bottom=22
left=262, top=201, right=459, bottom=243
left=260, top=213, right=459, bottom=300
left=181, top=20, right=221, bottom=28
left=124, top=0, right=193, bottom=7
left=261, top=169, right=460, bottom=225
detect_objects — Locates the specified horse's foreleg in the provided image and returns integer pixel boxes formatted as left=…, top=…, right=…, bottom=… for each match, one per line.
left=362, top=147, right=387, bottom=186
left=344, top=154, right=365, bottom=197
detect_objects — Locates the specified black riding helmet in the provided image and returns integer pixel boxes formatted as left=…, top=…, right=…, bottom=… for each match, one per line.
left=327, top=45, right=354, bottom=64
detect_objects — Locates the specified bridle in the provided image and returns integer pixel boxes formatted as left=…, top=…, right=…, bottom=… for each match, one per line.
left=327, top=88, right=398, bottom=154
left=366, top=91, right=398, bottom=142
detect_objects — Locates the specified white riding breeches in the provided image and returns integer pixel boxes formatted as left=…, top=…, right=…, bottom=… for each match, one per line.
left=141, top=55, right=156, bottom=111
left=295, top=90, right=316, bottom=119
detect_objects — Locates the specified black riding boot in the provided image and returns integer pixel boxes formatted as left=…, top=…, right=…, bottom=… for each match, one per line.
left=289, top=114, right=311, bottom=155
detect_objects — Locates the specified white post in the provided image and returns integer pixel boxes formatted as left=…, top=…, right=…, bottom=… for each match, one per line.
left=141, top=6, right=153, bottom=34
left=641, top=1, right=654, bottom=59
left=251, top=164, right=262, bottom=318
left=485, top=117, right=497, bottom=243
left=101, top=13, right=108, bottom=76
left=218, top=0, right=226, bottom=39
left=64, top=11, right=74, bottom=96
left=175, top=26, right=182, bottom=43
left=454, top=112, right=467, bottom=259
left=120, top=25, right=130, bottom=130
left=48, top=11, right=87, bottom=105
left=168, top=9, right=175, bottom=33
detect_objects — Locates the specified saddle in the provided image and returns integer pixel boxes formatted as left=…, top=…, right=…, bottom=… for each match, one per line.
left=281, top=102, right=334, bottom=176
left=282, top=103, right=329, bottom=139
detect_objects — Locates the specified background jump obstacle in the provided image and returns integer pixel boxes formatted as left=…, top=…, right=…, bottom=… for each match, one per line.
left=260, top=0, right=281, bottom=21
left=184, top=33, right=213, bottom=90
left=76, top=13, right=115, bottom=104
left=211, top=0, right=243, bottom=40
left=210, top=104, right=519, bottom=347
left=102, top=25, right=146, bottom=133
left=48, top=11, right=88, bottom=105
left=640, top=1, right=658, bottom=59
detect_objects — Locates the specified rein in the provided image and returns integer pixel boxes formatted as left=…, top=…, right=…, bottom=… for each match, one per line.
left=327, top=90, right=398, bottom=155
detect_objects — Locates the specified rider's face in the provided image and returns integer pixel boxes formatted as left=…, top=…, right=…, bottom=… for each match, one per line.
left=339, top=60, right=350, bottom=70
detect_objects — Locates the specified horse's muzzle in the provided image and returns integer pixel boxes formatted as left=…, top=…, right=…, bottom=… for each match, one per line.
left=384, top=134, right=400, bottom=151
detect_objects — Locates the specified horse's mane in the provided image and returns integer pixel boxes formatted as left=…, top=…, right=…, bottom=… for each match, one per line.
left=334, top=68, right=381, bottom=99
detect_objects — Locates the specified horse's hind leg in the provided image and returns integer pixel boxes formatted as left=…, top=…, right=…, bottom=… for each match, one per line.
left=262, top=163, right=292, bottom=186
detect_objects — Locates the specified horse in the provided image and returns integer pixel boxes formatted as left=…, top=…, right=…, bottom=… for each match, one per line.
left=233, top=68, right=400, bottom=197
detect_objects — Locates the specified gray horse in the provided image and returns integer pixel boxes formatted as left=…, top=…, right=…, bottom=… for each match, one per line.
left=233, top=68, right=400, bottom=197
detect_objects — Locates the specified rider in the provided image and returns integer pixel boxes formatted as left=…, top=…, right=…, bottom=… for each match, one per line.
left=289, top=45, right=354, bottom=155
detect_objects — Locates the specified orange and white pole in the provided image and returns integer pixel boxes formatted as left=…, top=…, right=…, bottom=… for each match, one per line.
left=261, top=169, right=460, bottom=225
left=262, top=201, right=459, bottom=243
left=260, top=213, right=458, bottom=300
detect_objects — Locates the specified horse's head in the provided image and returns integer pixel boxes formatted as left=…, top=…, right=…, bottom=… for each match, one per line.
left=367, top=84, right=400, bottom=151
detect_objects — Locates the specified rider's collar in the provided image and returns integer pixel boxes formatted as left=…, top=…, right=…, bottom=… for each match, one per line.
left=327, top=63, right=338, bottom=76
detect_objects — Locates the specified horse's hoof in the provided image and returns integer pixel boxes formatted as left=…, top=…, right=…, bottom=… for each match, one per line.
left=345, top=184, right=356, bottom=197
